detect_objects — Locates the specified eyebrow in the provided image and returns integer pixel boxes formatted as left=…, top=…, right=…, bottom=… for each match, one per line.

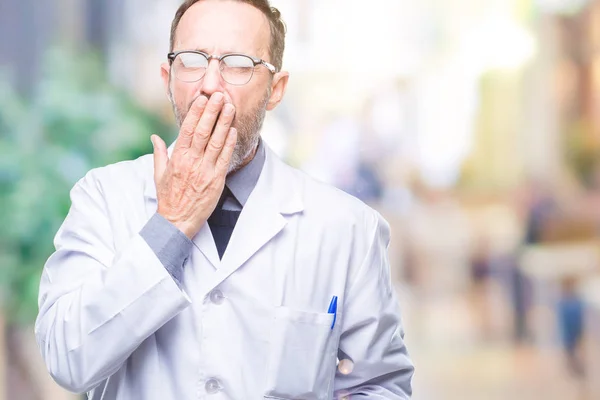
left=173, top=47, right=268, bottom=62
left=190, top=47, right=251, bottom=56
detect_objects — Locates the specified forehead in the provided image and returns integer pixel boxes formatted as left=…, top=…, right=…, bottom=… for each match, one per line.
left=174, top=0, right=270, bottom=57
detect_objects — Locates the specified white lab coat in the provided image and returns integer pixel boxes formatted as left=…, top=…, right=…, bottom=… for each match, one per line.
left=35, top=143, right=414, bottom=399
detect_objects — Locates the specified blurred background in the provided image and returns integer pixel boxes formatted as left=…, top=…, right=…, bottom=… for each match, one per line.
left=2, top=0, right=600, bottom=399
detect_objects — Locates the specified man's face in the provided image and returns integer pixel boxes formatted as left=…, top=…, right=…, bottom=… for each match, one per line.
left=161, top=0, right=288, bottom=172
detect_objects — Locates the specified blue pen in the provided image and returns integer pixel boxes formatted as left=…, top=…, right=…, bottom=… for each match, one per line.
left=328, top=296, right=338, bottom=330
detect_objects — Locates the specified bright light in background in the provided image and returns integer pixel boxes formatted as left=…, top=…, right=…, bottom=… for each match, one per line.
left=280, top=0, right=431, bottom=78
left=463, top=15, right=537, bottom=72
left=415, top=64, right=480, bottom=189
left=271, top=0, right=539, bottom=190
left=535, top=0, right=591, bottom=15
left=414, top=7, right=538, bottom=189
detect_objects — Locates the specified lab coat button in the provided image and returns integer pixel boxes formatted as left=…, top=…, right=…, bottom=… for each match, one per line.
left=210, top=290, right=225, bottom=305
left=205, top=378, right=221, bottom=394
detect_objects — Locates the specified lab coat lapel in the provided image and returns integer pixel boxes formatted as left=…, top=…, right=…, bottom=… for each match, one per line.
left=143, top=141, right=303, bottom=277
left=191, top=223, right=221, bottom=268
left=212, top=146, right=304, bottom=286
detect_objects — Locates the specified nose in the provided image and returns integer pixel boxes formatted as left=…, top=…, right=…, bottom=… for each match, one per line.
left=200, top=58, right=224, bottom=96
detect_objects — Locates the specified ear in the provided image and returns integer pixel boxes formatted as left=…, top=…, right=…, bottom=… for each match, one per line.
left=266, top=71, right=289, bottom=111
left=160, top=62, right=171, bottom=98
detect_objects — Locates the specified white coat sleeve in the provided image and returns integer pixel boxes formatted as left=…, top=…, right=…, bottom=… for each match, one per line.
left=333, top=212, right=414, bottom=399
left=34, top=172, right=192, bottom=394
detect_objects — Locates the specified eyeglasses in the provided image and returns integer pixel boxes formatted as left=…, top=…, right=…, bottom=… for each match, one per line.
left=167, top=50, right=277, bottom=86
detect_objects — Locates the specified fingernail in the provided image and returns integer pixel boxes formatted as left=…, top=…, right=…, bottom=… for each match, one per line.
left=223, top=104, right=235, bottom=116
left=196, top=96, right=208, bottom=106
left=150, top=135, right=155, bottom=148
left=212, top=92, right=224, bottom=103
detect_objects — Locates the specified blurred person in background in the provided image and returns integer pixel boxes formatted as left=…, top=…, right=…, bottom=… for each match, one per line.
left=33, top=0, right=414, bottom=399
left=511, top=180, right=556, bottom=343
left=557, top=275, right=585, bottom=378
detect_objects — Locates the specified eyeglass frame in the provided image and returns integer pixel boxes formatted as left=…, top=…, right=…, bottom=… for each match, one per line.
left=167, top=50, right=277, bottom=85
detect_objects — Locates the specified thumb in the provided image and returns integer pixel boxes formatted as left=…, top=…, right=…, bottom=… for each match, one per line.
left=151, top=134, right=168, bottom=185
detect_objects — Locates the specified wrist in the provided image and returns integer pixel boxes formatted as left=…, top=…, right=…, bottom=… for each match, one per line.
left=157, top=211, right=196, bottom=240
left=173, top=221, right=196, bottom=240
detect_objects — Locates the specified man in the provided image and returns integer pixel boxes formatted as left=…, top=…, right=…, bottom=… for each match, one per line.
left=34, top=1, right=414, bottom=399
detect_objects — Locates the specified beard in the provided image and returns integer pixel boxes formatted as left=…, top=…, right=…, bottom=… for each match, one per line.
left=169, top=85, right=270, bottom=174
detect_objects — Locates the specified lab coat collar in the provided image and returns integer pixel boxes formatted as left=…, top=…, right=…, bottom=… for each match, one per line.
left=143, top=138, right=302, bottom=212
left=143, top=137, right=304, bottom=273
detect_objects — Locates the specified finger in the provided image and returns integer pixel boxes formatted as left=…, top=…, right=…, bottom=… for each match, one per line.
left=151, top=134, right=168, bottom=185
left=175, top=95, right=208, bottom=151
left=203, top=103, right=235, bottom=165
left=215, top=128, right=238, bottom=176
left=191, top=92, right=225, bottom=154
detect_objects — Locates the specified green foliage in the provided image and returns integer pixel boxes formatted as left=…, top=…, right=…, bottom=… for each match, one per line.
left=0, top=47, right=175, bottom=324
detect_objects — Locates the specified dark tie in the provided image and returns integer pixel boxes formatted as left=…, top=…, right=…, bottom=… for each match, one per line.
left=207, top=187, right=241, bottom=259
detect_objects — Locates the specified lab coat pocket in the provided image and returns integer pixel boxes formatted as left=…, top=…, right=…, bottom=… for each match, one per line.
left=264, top=306, right=338, bottom=400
